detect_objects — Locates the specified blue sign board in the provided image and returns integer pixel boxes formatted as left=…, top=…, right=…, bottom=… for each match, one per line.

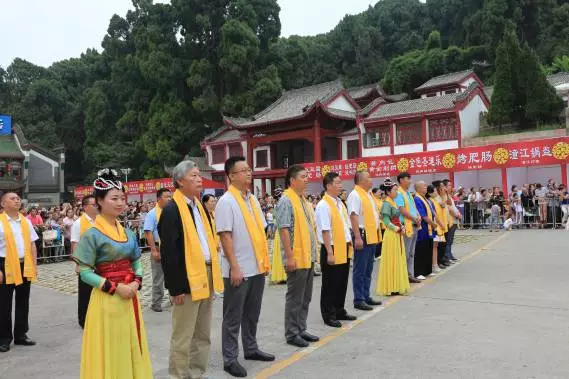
left=0, top=115, right=12, bottom=135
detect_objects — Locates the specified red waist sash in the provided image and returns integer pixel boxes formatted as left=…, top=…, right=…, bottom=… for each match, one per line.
left=95, top=258, right=141, bottom=353
left=391, top=216, right=402, bottom=228
left=96, top=259, right=135, bottom=284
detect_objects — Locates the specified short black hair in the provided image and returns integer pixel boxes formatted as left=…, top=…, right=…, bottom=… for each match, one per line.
left=323, top=172, right=340, bottom=191
left=156, top=188, right=171, bottom=199
left=224, top=156, right=246, bottom=176
left=397, top=172, right=411, bottom=183
left=285, top=165, right=306, bottom=188
left=372, top=187, right=380, bottom=195
left=426, top=184, right=435, bottom=198
left=354, top=170, right=367, bottom=185
left=0, top=191, right=18, bottom=202
left=81, top=195, right=95, bottom=207
left=202, top=194, right=214, bottom=203
left=442, top=179, right=450, bottom=186
left=432, top=180, right=442, bottom=188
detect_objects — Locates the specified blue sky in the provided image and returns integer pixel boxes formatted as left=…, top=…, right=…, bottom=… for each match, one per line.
left=1, top=0, right=375, bottom=68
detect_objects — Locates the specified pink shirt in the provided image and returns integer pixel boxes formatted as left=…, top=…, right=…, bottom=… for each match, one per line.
left=27, top=214, right=44, bottom=226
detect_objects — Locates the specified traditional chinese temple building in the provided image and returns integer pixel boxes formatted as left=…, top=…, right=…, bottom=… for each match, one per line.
left=201, top=71, right=569, bottom=195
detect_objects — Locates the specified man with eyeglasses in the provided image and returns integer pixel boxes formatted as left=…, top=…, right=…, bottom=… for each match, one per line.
left=215, top=156, right=275, bottom=378
left=70, top=195, right=98, bottom=328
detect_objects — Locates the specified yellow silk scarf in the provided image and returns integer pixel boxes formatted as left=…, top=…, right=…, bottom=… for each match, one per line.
left=354, top=186, right=379, bottom=244
left=79, top=214, right=95, bottom=237
left=93, top=216, right=127, bottom=242
left=397, top=188, right=414, bottom=238
left=432, top=197, right=448, bottom=236
left=374, top=197, right=386, bottom=234
left=155, top=206, right=162, bottom=222
left=415, top=194, right=433, bottom=235
left=283, top=189, right=312, bottom=269
left=0, top=213, right=36, bottom=285
left=228, top=185, right=270, bottom=274
left=323, top=195, right=352, bottom=264
left=172, top=190, right=223, bottom=301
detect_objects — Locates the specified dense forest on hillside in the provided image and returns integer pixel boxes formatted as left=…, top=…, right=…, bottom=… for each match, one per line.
left=1, top=0, right=568, bottom=183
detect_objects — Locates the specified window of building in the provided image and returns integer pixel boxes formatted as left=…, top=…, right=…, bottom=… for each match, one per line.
left=395, top=122, right=422, bottom=145
left=347, top=140, right=359, bottom=159
left=228, top=143, right=243, bottom=157
left=10, top=161, right=21, bottom=178
left=428, top=117, right=458, bottom=142
left=255, top=149, right=268, bottom=168
left=211, top=146, right=226, bottom=164
left=364, top=125, right=391, bottom=148
left=445, top=89, right=457, bottom=95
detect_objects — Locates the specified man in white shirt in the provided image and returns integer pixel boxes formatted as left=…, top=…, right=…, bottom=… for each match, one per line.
left=315, top=172, right=357, bottom=328
left=0, top=192, right=39, bottom=353
left=347, top=171, right=382, bottom=312
left=70, top=195, right=98, bottom=328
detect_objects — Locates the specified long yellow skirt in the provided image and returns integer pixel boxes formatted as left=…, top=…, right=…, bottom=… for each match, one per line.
left=270, top=233, right=287, bottom=284
left=376, top=228, right=410, bottom=296
left=81, top=290, right=153, bottom=379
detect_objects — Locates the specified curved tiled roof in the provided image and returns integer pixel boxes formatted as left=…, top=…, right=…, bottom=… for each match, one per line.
left=0, top=134, right=24, bottom=159
left=415, top=70, right=473, bottom=92
left=547, top=72, right=569, bottom=87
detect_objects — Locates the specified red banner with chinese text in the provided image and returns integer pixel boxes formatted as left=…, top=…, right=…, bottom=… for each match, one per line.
left=303, top=137, right=569, bottom=181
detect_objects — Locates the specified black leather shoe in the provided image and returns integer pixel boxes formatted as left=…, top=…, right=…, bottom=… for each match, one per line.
left=224, top=361, right=247, bottom=377
left=287, top=336, right=309, bottom=348
left=245, top=349, right=275, bottom=362
left=354, top=302, right=373, bottom=311
left=337, top=313, right=357, bottom=321
left=300, top=331, right=320, bottom=342
left=151, top=305, right=163, bottom=312
left=14, top=336, right=36, bottom=346
left=0, top=344, right=10, bottom=353
left=324, top=319, right=342, bottom=328
left=366, top=298, right=382, bottom=306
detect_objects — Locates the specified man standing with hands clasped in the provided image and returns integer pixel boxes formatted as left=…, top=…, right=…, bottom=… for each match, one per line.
left=275, top=165, right=319, bottom=348
left=0, top=192, right=39, bottom=353
left=143, top=188, right=172, bottom=313
left=315, top=172, right=357, bottom=328
left=216, top=156, right=275, bottom=378
left=347, top=170, right=383, bottom=311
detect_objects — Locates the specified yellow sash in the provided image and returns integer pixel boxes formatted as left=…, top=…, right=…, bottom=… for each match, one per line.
left=354, top=186, right=379, bottom=244
left=397, top=188, right=414, bottom=237
left=415, top=194, right=433, bottom=235
left=432, top=197, right=448, bottom=236
left=283, top=189, right=312, bottom=269
left=322, top=195, right=353, bottom=264
left=172, top=190, right=223, bottom=301
left=446, top=196, right=456, bottom=226
left=79, top=214, right=95, bottom=237
left=228, top=185, right=270, bottom=273
left=155, top=205, right=162, bottom=222
left=373, top=197, right=386, bottom=234
left=0, top=213, right=35, bottom=285
left=93, top=216, right=127, bottom=242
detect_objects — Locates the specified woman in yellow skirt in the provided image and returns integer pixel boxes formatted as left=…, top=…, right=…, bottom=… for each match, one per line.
left=270, top=231, right=287, bottom=283
left=72, top=169, right=152, bottom=379
left=376, top=179, right=410, bottom=296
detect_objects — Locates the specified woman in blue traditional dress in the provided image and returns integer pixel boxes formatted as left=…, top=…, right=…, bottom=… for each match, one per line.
left=72, top=168, right=152, bottom=379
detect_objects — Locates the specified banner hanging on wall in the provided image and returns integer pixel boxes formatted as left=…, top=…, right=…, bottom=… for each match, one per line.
left=303, top=137, right=569, bottom=181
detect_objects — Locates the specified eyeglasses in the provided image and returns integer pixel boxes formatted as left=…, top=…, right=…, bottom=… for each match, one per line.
left=231, top=168, right=252, bottom=174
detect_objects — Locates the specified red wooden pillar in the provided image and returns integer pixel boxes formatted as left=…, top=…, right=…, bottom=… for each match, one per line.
left=561, top=163, right=568, bottom=187
left=389, top=121, right=395, bottom=155
left=449, top=171, right=455, bottom=186
left=421, top=117, right=428, bottom=151
left=336, top=138, right=342, bottom=160
left=455, top=111, right=462, bottom=148
left=356, top=116, right=363, bottom=158
left=313, top=118, right=322, bottom=163
left=261, top=177, right=266, bottom=196
left=501, top=167, right=508, bottom=195
left=247, top=140, right=254, bottom=168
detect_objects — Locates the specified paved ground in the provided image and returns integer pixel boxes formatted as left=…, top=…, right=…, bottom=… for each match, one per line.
left=1, top=230, right=567, bottom=378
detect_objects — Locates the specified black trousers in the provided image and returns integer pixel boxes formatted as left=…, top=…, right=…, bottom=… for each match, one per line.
left=320, top=245, right=350, bottom=322
left=437, top=236, right=448, bottom=264
left=77, top=276, right=92, bottom=328
left=414, top=238, right=433, bottom=277
left=0, top=259, right=31, bottom=345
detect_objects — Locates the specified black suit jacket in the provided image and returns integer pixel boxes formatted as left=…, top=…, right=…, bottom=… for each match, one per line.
left=158, top=200, right=214, bottom=296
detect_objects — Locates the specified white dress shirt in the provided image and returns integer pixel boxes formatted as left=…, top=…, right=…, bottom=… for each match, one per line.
left=70, top=214, right=95, bottom=243
left=0, top=214, right=39, bottom=258
left=185, top=196, right=211, bottom=263
left=347, top=189, right=379, bottom=229
left=315, top=195, right=352, bottom=245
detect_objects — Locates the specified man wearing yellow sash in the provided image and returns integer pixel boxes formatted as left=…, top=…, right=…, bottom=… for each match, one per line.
left=70, top=195, right=98, bottom=329
left=347, top=171, right=383, bottom=311
left=274, top=165, right=319, bottom=348
left=215, top=156, right=274, bottom=378
left=315, top=172, right=356, bottom=328
left=413, top=181, right=438, bottom=280
left=158, top=161, right=223, bottom=379
left=372, top=187, right=385, bottom=259
left=0, top=191, right=39, bottom=353
left=432, top=180, right=450, bottom=271
left=143, top=188, right=172, bottom=313
left=442, top=179, right=461, bottom=263
left=395, top=172, right=423, bottom=283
